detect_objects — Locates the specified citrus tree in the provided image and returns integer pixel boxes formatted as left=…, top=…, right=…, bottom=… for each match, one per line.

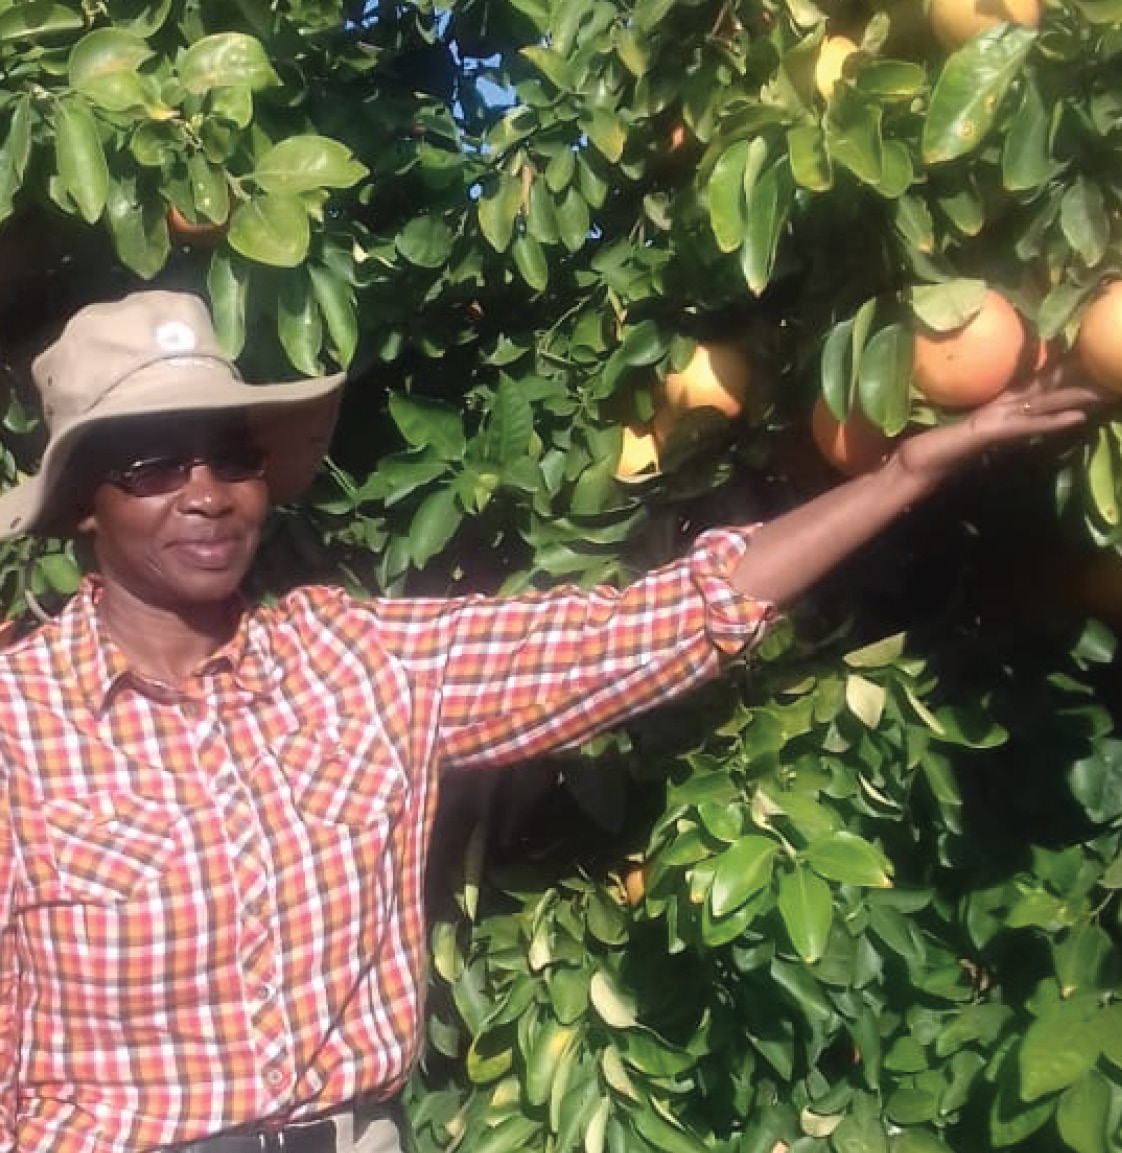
left=0, top=1, right=1120, bottom=1151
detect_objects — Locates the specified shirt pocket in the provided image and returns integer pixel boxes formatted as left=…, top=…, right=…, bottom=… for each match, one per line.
left=277, top=727, right=407, bottom=833
left=40, top=790, right=182, bottom=904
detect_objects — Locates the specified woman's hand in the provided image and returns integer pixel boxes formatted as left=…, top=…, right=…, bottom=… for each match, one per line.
left=893, top=367, right=1113, bottom=496
left=732, top=365, right=1115, bottom=607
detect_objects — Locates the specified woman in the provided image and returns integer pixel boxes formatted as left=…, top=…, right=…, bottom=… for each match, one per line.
left=0, top=290, right=1104, bottom=1153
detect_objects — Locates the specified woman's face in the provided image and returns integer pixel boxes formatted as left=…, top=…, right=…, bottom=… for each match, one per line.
left=76, top=413, right=270, bottom=612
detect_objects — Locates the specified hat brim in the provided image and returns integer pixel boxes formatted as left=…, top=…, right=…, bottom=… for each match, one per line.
left=0, top=359, right=345, bottom=539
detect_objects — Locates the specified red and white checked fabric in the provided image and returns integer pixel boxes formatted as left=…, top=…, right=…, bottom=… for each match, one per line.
left=0, top=527, right=770, bottom=1153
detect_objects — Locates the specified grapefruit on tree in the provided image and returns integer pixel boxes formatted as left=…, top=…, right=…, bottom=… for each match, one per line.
left=810, top=397, right=898, bottom=477
left=928, top=0, right=1043, bottom=49
left=912, top=288, right=1029, bottom=409
left=1075, top=281, right=1122, bottom=395
left=814, top=35, right=858, bottom=100
left=660, top=341, right=751, bottom=420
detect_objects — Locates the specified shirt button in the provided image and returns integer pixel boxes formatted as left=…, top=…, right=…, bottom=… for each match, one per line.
left=266, top=1069, right=284, bottom=1087
left=258, top=984, right=275, bottom=1001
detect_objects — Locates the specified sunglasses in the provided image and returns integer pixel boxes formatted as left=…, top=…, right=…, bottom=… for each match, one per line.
left=104, top=447, right=268, bottom=498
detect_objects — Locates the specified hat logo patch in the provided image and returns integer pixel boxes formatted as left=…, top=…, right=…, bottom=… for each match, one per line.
left=155, top=321, right=197, bottom=353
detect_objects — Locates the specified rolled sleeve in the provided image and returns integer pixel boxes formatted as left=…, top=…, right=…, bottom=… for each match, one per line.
left=687, top=527, right=776, bottom=655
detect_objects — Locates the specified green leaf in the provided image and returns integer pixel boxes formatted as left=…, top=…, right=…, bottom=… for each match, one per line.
left=396, top=215, right=454, bottom=268
left=1086, top=426, right=1120, bottom=528
left=833, top=1101, right=889, bottom=1153
left=68, top=28, right=153, bottom=79
left=894, top=195, right=935, bottom=254
left=617, top=319, right=666, bottom=367
left=483, top=380, right=534, bottom=465
left=582, top=109, right=626, bottom=162
left=207, top=252, right=249, bottom=357
left=787, top=124, right=832, bottom=192
left=740, top=158, right=791, bottom=296
left=462, top=1113, right=539, bottom=1153
left=409, top=485, right=461, bottom=569
left=53, top=96, right=109, bottom=224
left=1068, top=738, right=1122, bottom=825
left=278, top=278, right=323, bottom=377
left=922, top=27, right=1035, bottom=164
left=0, top=2, right=81, bottom=42
left=1061, top=179, right=1110, bottom=268
left=1056, top=1071, right=1112, bottom=1153
left=631, top=1104, right=709, bottom=1153
left=308, top=264, right=357, bottom=367
left=252, top=135, right=367, bottom=194
left=707, top=138, right=752, bottom=253
left=804, top=831, right=893, bottom=888
left=889, top=1131, right=954, bottom=1153
left=0, top=96, right=33, bottom=219
left=187, top=153, right=230, bottom=224
left=389, top=396, right=466, bottom=460
left=910, top=279, right=987, bottom=331
left=846, top=673, right=886, bottom=728
left=525, top=179, right=559, bottom=245
left=710, top=835, right=778, bottom=917
left=105, top=174, right=170, bottom=278
left=1018, top=1001, right=1103, bottom=1102
left=526, top=1019, right=579, bottom=1107
left=555, top=186, right=590, bottom=253
left=37, top=549, right=80, bottom=594
left=589, top=970, right=638, bottom=1028
left=844, top=632, right=906, bottom=667
left=478, top=174, right=522, bottom=253
left=69, top=28, right=155, bottom=112
left=1002, top=78, right=1050, bottom=191
left=777, top=866, right=832, bottom=963
left=855, top=60, right=926, bottom=98
left=178, top=32, right=280, bottom=93
left=227, top=193, right=309, bottom=267
left=1054, top=923, right=1113, bottom=997
left=826, top=91, right=884, bottom=186
left=990, top=1054, right=1055, bottom=1146
left=821, top=318, right=855, bottom=414
left=512, top=231, right=548, bottom=291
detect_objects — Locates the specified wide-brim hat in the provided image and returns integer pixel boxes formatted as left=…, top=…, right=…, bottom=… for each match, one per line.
left=0, top=290, right=345, bottom=539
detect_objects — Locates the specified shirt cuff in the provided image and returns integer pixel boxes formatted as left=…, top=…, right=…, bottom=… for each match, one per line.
left=689, top=526, right=777, bottom=656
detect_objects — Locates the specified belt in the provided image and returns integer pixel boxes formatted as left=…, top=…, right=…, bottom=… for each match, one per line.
left=170, top=1098, right=397, bottom=1153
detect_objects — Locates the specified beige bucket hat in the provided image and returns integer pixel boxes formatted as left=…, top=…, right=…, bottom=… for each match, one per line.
left=0, top=290, right=345, bottom=539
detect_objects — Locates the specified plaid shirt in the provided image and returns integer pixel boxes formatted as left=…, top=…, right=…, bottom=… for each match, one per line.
left=0, top=528, right=769, bottom=1153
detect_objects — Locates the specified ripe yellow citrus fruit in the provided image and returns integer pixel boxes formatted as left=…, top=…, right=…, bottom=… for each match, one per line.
left=928, top=0, right=1042, bottom=50
left=912, top=288, right=1028, bottom=409
left=815, top=35, right=858, bottom=100
left=614, top=425, right=661, bottom=480
left=1075, top=281, right=1122, bottom=395
left=662, top=342, right=750, bottom=419
left=810, top=397, right=897, bottom=477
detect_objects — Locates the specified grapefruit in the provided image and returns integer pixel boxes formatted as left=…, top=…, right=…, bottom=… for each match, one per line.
left=622, top=862, right=649, bottom=907
left=928, top=0, right=1042, bottom=50
left=815, top=35, right=858, bottom=100
left=1075, top=281, right=1122, bottom=395
left=614, top=424, right=661, bottom=480
left=912, top=288, right=1028, bottom=409
left=811, top=397, right=897, bottom=477
left=662, top=342, right=751, bottom=419
left=166, top=204, right=228, bottom=248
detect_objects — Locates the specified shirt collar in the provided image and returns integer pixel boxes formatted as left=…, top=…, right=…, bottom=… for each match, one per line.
left=67, top=575, right=277, bottom=713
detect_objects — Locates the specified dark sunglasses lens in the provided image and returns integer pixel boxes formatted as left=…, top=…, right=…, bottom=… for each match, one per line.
left=116, top=458, right=189, bottom=497
left=110, top=449, right=266, bottom=495
left=209, top=448, right=267, bottom=483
